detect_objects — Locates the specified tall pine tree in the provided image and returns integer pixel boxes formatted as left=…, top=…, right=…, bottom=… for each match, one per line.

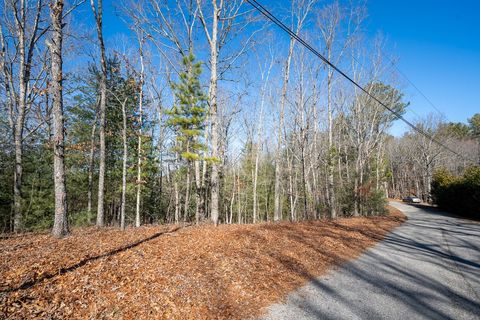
left=168, top=53, right=207, bottom=223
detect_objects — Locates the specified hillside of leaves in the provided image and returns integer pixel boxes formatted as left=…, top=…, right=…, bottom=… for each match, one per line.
left=1, top=207, right=405, bottom=319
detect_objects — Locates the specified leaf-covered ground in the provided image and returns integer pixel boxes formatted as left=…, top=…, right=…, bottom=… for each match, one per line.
left=1, top=207, right=405, bottom=319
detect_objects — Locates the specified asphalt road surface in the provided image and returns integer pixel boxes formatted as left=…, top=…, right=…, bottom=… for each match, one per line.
left=261, top=202, right=480, bottom=320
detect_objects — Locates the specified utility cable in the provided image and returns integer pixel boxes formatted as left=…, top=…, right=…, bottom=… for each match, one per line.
left=245, top=0, right=468, bottom=161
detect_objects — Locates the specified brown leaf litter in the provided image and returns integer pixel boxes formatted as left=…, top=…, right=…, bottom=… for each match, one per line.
left=0, top=206, right=406, bottom=319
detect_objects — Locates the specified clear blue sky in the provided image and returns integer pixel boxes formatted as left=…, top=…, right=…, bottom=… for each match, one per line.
left=366, top=0, right=480, bottom=134
left=95, top=0, right=480, bottom=135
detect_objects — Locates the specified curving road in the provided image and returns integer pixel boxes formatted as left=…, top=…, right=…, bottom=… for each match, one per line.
left=261, top=202, right=480, bottom=320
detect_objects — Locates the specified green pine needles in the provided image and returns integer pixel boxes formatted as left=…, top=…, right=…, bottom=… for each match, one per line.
left=168, top=53, right=208, bottom=162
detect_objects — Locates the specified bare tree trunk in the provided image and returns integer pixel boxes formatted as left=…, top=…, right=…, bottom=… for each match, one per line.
left=326, top=51, right=337, bottom=219
left=200, top=124, right=209, bottom=220
left=120, top=98, right=128, bottom=230
left=174, top=179, right=179, bottom=224
left=194, top=160, right=202, bottom=224
left=207, top=1, right=220, bottom=225
left=353, top=153, right=361, bottom=217
left=274, top=38, right=294, bottom=221
left=237, top=172, right=241, bottom=223
left=12, top=1, right=28, bottom=232
left=301, top=143, right=308, bottom=220
left=197, top=0, right=247, bottom=224
left=135, top=36, right=145, bottom=228
left=230, top=166, right=236, bottom=223
left=184, top=163, right=191, bottom=222
left=286, top=151, right=296, bottom=221
left=49, top=0, right=68, bottom=238
left=253, top=57, right=271, bottom=223
left=91, top=0, right=107, bottom=227
left=87, top=106, right=98, bottom=220
left=273, top=0, right=314, bottom=220
left=13, top=125, right=24, bottom=232
left=253, top=146, right=260, bottom=223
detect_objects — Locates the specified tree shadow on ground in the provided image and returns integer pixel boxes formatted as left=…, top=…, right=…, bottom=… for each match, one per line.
left=1, top=226, right=182, bottom=293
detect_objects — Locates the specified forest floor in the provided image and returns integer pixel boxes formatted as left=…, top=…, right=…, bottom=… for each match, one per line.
left=1, top=207, right=406, bottom=319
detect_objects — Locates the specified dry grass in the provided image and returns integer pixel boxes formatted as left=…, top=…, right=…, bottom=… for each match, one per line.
left=1, top=207, right=405, bottom=319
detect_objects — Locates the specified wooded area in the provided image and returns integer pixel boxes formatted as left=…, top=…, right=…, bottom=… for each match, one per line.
left=0, top=0, right=479, bottom=236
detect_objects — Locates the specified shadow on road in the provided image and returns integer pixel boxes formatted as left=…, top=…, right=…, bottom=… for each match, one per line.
left=262, top=203, right=480, bottom=319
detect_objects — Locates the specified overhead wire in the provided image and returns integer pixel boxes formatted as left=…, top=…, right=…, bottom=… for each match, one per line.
left=245, top=0, right=468, bottom=161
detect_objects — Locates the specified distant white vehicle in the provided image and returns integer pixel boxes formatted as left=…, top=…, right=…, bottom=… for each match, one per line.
left=403, top=196, right=421, bottom=203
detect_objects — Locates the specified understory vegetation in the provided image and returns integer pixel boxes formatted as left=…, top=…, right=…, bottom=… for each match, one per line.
left=431, top=166, right=480, bottom=219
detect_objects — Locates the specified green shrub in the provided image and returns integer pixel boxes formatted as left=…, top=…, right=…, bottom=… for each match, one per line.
left=70, top=210, right=93, bottom=227
left=431, top=166, right=480, bottom=219
left=363, top=188, right=388, bottom=216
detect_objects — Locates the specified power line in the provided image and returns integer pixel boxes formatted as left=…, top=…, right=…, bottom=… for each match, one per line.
left=245, top=0, right=467, bottom=161
left=391, top=62, right=445, bottom=117
left=347, top=42, right=424, bottom=120
left=342, top=34, right=444, bottom=120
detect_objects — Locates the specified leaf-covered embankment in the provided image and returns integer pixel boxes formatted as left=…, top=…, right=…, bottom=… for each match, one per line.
left=1, top=206, right=405, bottom=319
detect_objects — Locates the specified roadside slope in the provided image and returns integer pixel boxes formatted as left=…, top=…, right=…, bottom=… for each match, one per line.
left=1, top=208, right=405, bottom=319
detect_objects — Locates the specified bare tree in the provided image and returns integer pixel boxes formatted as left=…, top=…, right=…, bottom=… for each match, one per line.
left=316, top=1, right=365, bottom=218
left=120, top=97, right=128, bottom=230
left=49, top=0, right=68, bottom=238
left=135, top=31, right=146, bottom=227
left=197, top=0, right=221, bottom=225
left=411, top=115, right=445, bottom=202
left=252, top=50, right=273, bottom=223
left=317, top=2, right=341, bottom=218
left=86, top=102, right=98, bottom=218
left=1, top=0, right=49, bottom=232
left=273, top=0, right=316, bottom=221
left=90, top=0, right=108, bottom=227
left=197, top=0, right=251, bottom=225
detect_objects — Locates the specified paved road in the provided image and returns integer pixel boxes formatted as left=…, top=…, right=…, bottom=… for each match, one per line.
left=262, top=202, right=480, bottom=320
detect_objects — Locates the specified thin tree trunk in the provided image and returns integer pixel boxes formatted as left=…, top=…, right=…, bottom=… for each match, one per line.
left=194, top=160, right=202, bottom=224
left=253, top=146, right=260, bottom=223
left=274, top=37, right=295, bottom=221
left=13, top=126, right=24, bottom=232
left=301, top=143, right=308, bottom=220
left=353, top=154, right=361, bottom=217
left=120, top=98, right=128, bottom=230
left=237, top=172, right=241, bottom=223
left=49, top=0, right=68, bottom=238
left=375, top=142, right=382, bottom=190
left=230, top=167, right=236, bottom=223
left=287, top=153, right=296, bottom=221
left=327, top=64, right=337, bottom=218
left=135, top=36, right=145, bottom=228
left=253, top=65, right=268, bottom=223
left=91, top=0, right=107, bottom=227
left=200, top=123, right=208, bottom=220
left=184, top=163, right=191, bottom=222
left=87, top=105, right=98, bottom=220
left=174, top=180, right=179, bottom=224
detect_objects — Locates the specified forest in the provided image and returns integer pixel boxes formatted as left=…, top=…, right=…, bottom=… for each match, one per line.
left=1, top=0, right=479, bottom=237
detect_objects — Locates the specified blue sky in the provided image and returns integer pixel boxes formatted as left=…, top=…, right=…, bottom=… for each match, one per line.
left=366, top=0, right=480, bottom=134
